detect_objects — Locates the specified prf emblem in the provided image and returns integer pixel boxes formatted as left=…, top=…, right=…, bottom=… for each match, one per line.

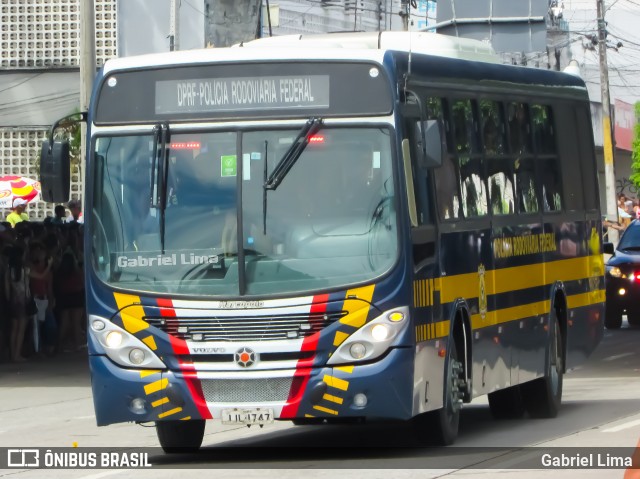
left=478, top=264, right=487, bottom=320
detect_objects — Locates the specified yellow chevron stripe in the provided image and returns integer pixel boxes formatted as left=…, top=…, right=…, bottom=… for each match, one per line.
left=113, top=292, right=149, bottom=334
left=313, top=405, right=339, bottom=415
left=335, top=365, right=354, bottom=374
left=340, top=285, right=375, bottom=328
left=144, top=378, right=168, bottom=395
left=304, top=414, right=315, bottom=418
left=322, top=394, right=344, bottom=405
left=180, top=416, right=191, bottom=421
left=139, top=369, right=160, bottom=378
left=323, top=374, right=349, bottom=391
left=333, top=331, right=349, bottom=347
left=151, top=397, right=169, bottom=408
left=158, top=407, right=182, bottom=419
left=141, top=335, right=157, bottom=350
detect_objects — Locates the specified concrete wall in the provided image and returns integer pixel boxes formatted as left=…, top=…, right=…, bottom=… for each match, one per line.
left=204, top=0, right=261, bottom=47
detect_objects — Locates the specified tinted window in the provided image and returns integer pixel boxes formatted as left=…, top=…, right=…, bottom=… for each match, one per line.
left=532, top=104, right=556, bottom=154
left=508, top=102, right=531, bottom=154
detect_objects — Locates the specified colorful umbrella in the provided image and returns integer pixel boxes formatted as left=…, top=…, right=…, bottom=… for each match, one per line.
left=0, top=175, right=41, bottom=209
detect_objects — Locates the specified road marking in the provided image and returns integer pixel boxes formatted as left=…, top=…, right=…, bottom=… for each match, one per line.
left=72, top=415, right=96, bottom=420
left=602, top=418, right=640, bottom=433
left=602, top=352, right=635, bottom=362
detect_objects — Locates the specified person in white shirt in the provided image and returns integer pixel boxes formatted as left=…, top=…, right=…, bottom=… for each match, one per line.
left=65, top=199, right=83, bottom=224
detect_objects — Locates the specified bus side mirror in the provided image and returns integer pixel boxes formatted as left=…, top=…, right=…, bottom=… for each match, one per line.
left=421, top=119, right=444, bottom=168
left=40, top=139, right=71, bottom=203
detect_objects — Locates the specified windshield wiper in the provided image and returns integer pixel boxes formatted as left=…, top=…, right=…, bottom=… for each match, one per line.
left=263, top=140, right=268, bottom=234
left=157, top=123, right=170, bottom=254
left=264, top=117, right=322, bottom=191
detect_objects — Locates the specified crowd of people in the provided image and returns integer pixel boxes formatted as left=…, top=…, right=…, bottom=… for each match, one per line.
left=603, top=193, right=640, bottom=237
left=0, top=198, right=84, bottom=363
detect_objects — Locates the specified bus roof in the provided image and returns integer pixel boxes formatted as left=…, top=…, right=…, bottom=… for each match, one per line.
left=101, top=31, right=500, bottom=75
left=238, top=31, right=501, bottom=64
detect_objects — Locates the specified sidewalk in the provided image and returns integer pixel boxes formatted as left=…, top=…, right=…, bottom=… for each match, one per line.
left=0, top=349, right=90, bottom=387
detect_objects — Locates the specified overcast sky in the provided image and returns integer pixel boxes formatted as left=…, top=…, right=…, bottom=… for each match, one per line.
left=563, top=0, right=640, bottom=104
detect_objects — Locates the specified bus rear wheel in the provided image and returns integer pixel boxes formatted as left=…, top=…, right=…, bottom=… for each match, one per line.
left=156, top=419, right=205, bottom=453
left=521, top=311, right=563, bottom=418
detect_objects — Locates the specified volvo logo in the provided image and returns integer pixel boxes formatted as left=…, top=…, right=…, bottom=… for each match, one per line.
left=235, top=347, right=257, bottom=368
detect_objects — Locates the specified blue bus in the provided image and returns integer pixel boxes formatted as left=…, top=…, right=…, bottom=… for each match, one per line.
left=41, top=31, right=605, bottom=451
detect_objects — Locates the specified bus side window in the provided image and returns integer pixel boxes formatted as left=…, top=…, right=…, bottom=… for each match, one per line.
left=451, top=99, right=479, bottom=154
left=459, top=156, right=487, bottom=218
left=541, top=158, right=563, bottom=212
left=410, top=96, right=445, bottom=225
left=532, top=104, right=557, bottom=155
left=452, top=98, right=486, bottom=218
left=480, top=99, right=506, bottom=155
left=515, top=158, right=539, bottom=213
left=508, top=102, right=531, bottom=155
left=435, top=157, right=461, bottom=220
left=531, top=104, right=562, bottom=212
left=488, top=159, right=514, bottom=215
left=432, top=97, right=461, bottom=220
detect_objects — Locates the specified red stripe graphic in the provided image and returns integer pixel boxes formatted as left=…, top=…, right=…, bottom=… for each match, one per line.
left=159, top=298, right=212, bottom=419
left=280, top=293, right=328, bottom=418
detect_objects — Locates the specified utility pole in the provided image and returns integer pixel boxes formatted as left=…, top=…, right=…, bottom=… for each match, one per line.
left=400, top=0, right=409, bottom=31
left=79, top=0, right=95, bottom=205
left=597, top=0, right=619, bottom=243
left=169, top=0, right=180, bottom=51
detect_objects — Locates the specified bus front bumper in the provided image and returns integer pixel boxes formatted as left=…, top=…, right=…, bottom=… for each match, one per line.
left=89, top=347, right=414, bottom=426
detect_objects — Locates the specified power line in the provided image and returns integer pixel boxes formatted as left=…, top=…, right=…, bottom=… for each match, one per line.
left=0, top=73, right=44, bottom=95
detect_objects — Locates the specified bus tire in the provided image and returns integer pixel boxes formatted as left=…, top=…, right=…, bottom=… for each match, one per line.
left=412, top=338, right=464, bottom=446
left=488, top=385, right=525, bottom=419
left=521, top=311, right=563, bottom=418
left=156, top=419, right=205, bottom=453
left=605, top=307, right=622, bottom=329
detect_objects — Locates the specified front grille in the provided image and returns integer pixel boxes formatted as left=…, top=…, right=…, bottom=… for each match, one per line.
left=177, top=351, right=314, bottom=363
left=200, top=377, right=293, bottom=403
left=146, top=311, right=345, bottom=341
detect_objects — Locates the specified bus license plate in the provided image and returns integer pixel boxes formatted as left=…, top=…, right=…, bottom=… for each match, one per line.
left=221, top=408, right=274, bottom=425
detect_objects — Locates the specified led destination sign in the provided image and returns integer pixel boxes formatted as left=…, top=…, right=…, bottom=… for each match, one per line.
left=94, top=62, right=392, bottom=123
left=156, top=75, right=330, bottom=114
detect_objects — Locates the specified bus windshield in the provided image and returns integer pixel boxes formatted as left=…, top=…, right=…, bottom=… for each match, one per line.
left=90, top=126, right=398, bottom=297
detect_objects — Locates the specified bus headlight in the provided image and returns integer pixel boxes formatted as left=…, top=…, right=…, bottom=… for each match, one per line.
left=105, top=331, right=123, bottom=348
left=371, top=324, right=390, bottom=341
left=327, top=306, right=409, bottom=365
left=129, top=348, right=146, bottom=365
left=349, top=343, right=367, bottom=360
left=89, top=314, right=166, bottom=369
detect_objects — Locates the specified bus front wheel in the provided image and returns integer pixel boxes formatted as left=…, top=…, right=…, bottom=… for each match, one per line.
left=412, top=338, right=464, bottom=446
left=156, top=419, right=205, bottom=453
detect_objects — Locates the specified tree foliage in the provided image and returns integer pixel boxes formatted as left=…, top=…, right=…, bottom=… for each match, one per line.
left=629, top=102, right=640, bottom=189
